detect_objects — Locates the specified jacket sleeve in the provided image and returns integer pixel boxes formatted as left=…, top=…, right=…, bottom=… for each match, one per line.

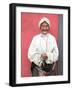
left=46, top=37, right=59, bottom=62
left=28, top=37, right=42, bottom=67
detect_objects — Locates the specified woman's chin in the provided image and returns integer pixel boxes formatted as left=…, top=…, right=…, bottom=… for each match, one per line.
left=42, top=32, right=48, bottom=35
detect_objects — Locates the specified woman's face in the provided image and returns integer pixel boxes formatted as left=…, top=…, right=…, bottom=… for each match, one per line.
left=40, top=21, right=50, bottom=35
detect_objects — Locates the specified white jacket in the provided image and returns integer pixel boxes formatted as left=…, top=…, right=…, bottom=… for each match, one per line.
left=28, top=33, right=59, bottom=67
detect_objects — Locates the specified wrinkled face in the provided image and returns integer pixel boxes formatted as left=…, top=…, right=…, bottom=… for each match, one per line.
left=40, top=21, right=50, bottom=35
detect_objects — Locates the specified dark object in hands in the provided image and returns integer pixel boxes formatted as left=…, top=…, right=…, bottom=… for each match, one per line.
left=41, top=61, right=53, bottom=72
left=31, top=62, right=53, bottom=73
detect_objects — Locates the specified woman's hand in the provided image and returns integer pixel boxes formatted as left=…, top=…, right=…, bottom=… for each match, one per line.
left=41, top=53, right=48, bottom=60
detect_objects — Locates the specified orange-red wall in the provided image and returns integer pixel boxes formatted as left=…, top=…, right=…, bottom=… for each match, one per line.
left=21, top=13, right=59, bottom=77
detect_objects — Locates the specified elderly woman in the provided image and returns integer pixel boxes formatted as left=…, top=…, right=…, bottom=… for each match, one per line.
left=28, top=17, right=59, bottom=76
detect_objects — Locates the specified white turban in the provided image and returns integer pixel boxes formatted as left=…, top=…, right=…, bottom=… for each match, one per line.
left=39, top=17, right=50, bottom=28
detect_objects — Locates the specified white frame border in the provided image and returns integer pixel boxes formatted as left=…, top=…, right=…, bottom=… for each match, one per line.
left=16, top=6, right=68, bottom=84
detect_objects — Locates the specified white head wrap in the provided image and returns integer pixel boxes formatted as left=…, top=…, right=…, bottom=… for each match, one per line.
left=39, top=17, right=50, bottom=28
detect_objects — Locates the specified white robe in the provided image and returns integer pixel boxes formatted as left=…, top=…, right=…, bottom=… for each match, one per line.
left=28, top=33, right=59, bottom=67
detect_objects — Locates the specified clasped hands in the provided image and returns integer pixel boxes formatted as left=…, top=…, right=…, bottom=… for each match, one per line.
left=41, top=53, right=48, bottom=60
left=41, top=53, right=55, bottom=71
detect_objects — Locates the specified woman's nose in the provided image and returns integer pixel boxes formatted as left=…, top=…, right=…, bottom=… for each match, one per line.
left=43, top=27, right=47, bottom=30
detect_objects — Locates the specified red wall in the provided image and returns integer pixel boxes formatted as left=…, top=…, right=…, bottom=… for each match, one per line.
left=21, top=13, right=59, bottom=77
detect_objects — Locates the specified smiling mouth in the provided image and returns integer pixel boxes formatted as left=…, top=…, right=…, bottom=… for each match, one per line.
left=42, top=31, right=48, bottom=34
